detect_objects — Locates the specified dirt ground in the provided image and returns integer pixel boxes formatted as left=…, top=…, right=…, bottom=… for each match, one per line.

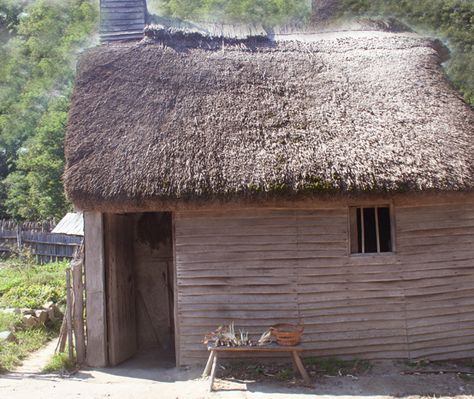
left=2, top=352, right=474, bottom=399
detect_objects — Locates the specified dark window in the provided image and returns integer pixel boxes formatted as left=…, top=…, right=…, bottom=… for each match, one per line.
left=350, top=206, right=393, bottom=254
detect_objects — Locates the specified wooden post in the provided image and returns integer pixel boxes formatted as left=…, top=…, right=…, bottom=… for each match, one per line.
left=291, top=351, right=311, bottom=385
left=56, top=317, right=67, bottom=353
left=66, top=268, right=74, bottom=362
left=172, top=213, right=180, bottom=367
left=16, top=224, right=22, bottom=258
left=208, top=352, right=218, bottom=392
left=84, top=212, right=107, bottom=367
left=72, top=246, right=86, bottom=365
left=202, top=351, right=215, bottom=377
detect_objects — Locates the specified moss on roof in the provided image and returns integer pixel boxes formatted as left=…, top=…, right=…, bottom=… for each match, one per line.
left=64, top=29, right=474, bottom=210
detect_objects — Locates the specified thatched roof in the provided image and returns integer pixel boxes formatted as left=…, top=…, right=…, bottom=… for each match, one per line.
left=65, top=29, right=474, bottom=210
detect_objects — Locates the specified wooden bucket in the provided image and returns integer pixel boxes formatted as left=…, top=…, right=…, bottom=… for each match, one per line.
left=270, top=323, right=304, bottom=346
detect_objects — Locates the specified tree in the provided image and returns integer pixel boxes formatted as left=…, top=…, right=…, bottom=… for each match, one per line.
left=0, top=0, right=98, bottom=220
left=4, top=96, right=70, bottom=221
left=0, top=0, right=30, bottom=41
left=338, top=0, right=474, bottom=106
left=155, top=0, right=310, bottom=26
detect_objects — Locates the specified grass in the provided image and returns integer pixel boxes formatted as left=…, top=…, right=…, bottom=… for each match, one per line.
left=304, top=357, right=371, bottom=376
left=275, top=367, right=295, bottom=381
left=0, top=326, right=53, bottom=372
left=219, top=360, right=297, bottom=383
left=217, top=356, right=372, bottom=385
left=0, top=311, right=21, bottom=331
left=0, top=258, right=68, bottom=309
left=43, top=352, right=76, bottom=373
left=0, top=256, right=67, bottom=372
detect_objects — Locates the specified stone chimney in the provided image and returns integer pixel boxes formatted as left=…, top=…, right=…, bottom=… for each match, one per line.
left=100, top=0, right=147, bottom=42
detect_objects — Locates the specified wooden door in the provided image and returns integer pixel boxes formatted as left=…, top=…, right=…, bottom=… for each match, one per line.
left=104, top=214, right=137, bottom=366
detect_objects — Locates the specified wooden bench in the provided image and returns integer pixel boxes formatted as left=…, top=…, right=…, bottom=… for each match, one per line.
left=202, top=344, right=311, bottom=391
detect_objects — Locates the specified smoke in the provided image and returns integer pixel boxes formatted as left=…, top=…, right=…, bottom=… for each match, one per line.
left=147, top=0, right=163, bottom=15
left=146, top=0, right=312, bottom=27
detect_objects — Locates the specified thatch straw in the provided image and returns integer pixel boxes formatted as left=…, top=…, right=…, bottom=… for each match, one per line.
left=65, top=29, right=474, bottom=210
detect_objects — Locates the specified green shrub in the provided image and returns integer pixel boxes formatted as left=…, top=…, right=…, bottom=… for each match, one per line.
left=43, top=352, right=76, bottom=373
left=0, top=260, right=68, bottom=308
left=0, top=326, right=51, bottom=372
left=0, top=311, right=21, bottom=331
left=0, top=284, right=64, bottom=309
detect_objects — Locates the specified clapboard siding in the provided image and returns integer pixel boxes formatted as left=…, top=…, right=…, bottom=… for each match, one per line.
left=175, top=210, right=299, bottom=365
left=100, top=0, right=145, bottom=42
left=397, top=203, right=474, bottom=360
left=174, top=200, right=474, bottom=365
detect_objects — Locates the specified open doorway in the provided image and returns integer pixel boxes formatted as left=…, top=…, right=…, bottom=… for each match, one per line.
left=104, top=212, right=175, bottom=367
left=134, top=212, right=175, bottom=361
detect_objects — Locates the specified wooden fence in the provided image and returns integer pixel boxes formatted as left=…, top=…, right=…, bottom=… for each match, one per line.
left=0, top=220, right=82, bottom=263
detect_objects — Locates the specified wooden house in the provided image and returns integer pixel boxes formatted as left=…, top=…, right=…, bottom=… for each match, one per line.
left=64, top=1, right=474, bottom=367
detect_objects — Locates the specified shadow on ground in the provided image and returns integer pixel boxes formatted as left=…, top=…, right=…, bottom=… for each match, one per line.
left=62, top=351, right=474, bottom=398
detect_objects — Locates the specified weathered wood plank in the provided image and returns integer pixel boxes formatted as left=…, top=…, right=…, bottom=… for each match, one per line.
left=174, top=202, right=474, bottom=364
left=104, top=214, right=137, bottom=366
left=84, top=212, right=107, bottom=367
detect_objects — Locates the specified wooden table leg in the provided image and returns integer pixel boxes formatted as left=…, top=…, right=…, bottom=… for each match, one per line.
left=208, top=352, right=218, bottom=392
left=202, top=351, right=215, bottom=377
left=291, top=351, right=311, bottom=385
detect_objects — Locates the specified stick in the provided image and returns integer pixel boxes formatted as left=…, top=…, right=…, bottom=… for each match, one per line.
left=291, top=351, right=312, bottom=385
left=209, top=352, right=218, bottom=392
left=56, top=316, right=67, bottom=353
left=66, top=268, right=74, bottom=362
left=202, top=351, right=215, bottom=377
left=72, top=246, right=86, bottom=365
left=402, top=369, right=474, bottom=375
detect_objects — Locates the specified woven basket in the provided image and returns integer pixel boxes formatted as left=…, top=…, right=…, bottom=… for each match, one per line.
left=270, top=323, right=304, bottom=346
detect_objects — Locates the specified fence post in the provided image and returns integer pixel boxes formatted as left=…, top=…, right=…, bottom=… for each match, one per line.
left=66, top=268, right=74, bottom=362
left=16, top=224, right=22, bottom=256
left=72, top=246, right=86, bottom=365
left=0, top=220, right=82, bottom=263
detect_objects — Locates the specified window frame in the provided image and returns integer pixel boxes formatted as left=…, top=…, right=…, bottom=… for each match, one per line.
left=348, top=203, right=396, bottom=256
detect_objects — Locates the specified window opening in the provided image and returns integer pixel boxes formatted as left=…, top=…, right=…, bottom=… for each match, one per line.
left=350, top=206, right=392, bottom=254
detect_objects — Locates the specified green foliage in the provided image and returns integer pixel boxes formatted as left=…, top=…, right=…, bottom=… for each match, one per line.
left=0, top=326, right=52, bottom=372
left=0, top=260, right=68, bottom=308
left=275, top=367, right=295, bottom=381
left=0, top=311, right=21, bottom=331
left=0, top=0, right=30, bottom=40
left=5, top=96, right=71, bottom=220
left=1, top=284, right=64, bottom=308
left=0, top=0, right=98, bottom=220
left=339, top=0, right=474, bottom=106
left=156, top=0, right=310, bottom=26
left=43, top=351, right=75, bottom=373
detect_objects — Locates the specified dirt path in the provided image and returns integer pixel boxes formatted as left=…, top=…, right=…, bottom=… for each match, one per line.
left=1, top=358, right=474, bottom=399
left=13, top=338, right=58, bottom=375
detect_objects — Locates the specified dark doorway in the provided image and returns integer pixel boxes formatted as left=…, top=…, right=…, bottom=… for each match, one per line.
left=133, top=212, right=175, bottom=362
left=104, top=212, right=175, bottom=366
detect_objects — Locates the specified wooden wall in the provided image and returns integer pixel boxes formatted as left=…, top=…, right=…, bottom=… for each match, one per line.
left=397, top=202, right=474, bottom=360
left=100, top=0, right=146, bottom=42
left=104, top=214, right=137, bottom=366
left=173, top=200, right=474, bottom=365
left=0, top=220, right=82, bottom=263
